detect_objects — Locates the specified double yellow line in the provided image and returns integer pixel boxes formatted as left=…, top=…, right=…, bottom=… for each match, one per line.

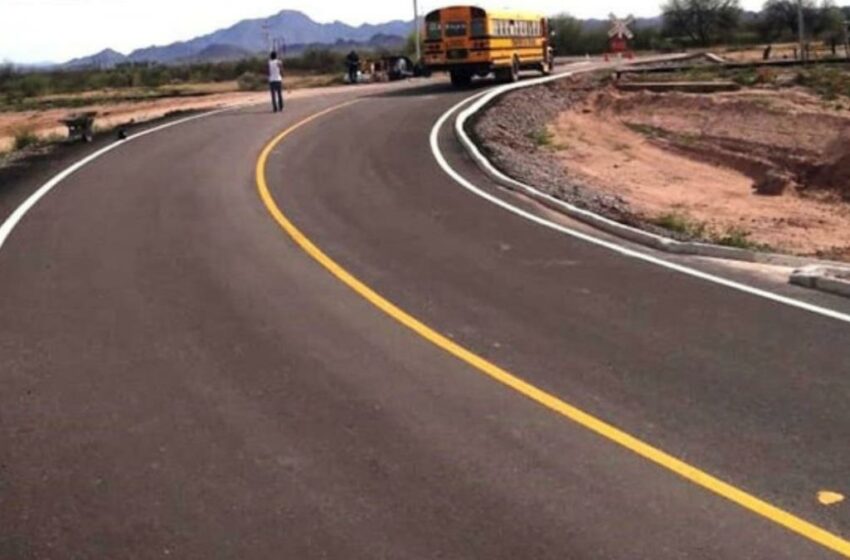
left=256, top=101, right=850, bottom=558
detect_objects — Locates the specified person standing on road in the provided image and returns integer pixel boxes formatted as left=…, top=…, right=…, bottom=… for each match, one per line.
left=346, top=50, right=360, bottom=84
left=268, top=51, right=284, bottom=113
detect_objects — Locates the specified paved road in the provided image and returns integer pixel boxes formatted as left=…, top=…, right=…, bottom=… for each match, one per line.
left=1, top=72, right=849, bottom=558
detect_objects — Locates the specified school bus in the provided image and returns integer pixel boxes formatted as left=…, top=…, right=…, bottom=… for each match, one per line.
left=423, top=6, right=553, bottom=87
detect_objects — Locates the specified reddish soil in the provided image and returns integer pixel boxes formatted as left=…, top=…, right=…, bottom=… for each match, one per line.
left=555, top=86, right=850, bottom=256
left=474, top=74, right=850, bottom=260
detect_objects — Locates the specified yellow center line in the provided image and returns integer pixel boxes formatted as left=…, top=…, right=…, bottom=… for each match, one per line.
left=256, top=100, right=850, bottom=558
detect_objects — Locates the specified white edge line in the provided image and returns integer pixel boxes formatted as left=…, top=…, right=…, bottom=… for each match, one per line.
left=430, top=76, right=850, bottom=326
left=0, top=107, right=235, bottom=251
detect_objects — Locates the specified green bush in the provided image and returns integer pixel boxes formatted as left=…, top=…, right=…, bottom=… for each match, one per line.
left=549, top=15, right=610, bottom=55
left=712, top=227, right=758, bottom=249
left=286, top=49, right=346, bottom=74
left=16, top=73, right=51, bottom=98
left=652, top=213, right=707, bottom=238
left=796, top=66, right=850, bottom=100
left=527, top=127, right=555, bottom=147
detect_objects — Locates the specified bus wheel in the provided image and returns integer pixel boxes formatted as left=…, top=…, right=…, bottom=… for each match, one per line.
left=450, top=70, right=472, bottom=88
left=509, top=57, right=520, bottom=82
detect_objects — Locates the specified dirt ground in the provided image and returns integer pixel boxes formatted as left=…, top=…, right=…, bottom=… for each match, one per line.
left=474, top=73, right=850, bottom=261
left=552, top=86, right=850, bottom=258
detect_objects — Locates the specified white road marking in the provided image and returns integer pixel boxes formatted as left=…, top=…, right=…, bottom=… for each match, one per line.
left=429, top=81, right=850, bottom=326
left=0, top=108, right=231, bottom=252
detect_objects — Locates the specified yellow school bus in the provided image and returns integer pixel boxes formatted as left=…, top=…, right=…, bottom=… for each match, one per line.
left=423, top=5, right=553, bottom=87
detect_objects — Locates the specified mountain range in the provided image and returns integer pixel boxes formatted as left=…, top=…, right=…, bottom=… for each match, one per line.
left=65, top=10, right=412, bottom=68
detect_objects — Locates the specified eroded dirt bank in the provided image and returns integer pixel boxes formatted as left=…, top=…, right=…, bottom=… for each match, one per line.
left=473, top=73, right=850, bottom=260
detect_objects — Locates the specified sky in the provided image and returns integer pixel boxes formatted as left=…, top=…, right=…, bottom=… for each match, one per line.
left=1, top=0, right=767, bottom=64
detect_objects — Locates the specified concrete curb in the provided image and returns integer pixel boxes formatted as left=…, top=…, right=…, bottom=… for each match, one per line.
left=451, top=63, right=850, bottom=290
left=791, top=266, right=850, bottom=298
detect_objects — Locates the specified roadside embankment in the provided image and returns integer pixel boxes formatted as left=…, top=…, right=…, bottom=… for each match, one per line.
left=472, top=67, right=850, bottom=261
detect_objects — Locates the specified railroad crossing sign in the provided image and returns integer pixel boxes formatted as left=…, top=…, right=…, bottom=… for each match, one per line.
left=607, top=14, right=635, bottom=57
left=608, top=14, right=635, bottom=40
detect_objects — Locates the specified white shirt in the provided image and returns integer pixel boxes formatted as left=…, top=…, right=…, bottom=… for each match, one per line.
left=269, top=59, right=283, bottom=83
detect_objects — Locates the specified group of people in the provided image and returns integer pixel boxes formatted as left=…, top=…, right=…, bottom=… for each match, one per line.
left=266, top=50, right=363, bottom=113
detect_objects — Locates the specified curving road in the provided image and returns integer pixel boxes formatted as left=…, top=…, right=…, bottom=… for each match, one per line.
left=2, top=70, right=849, bottom=558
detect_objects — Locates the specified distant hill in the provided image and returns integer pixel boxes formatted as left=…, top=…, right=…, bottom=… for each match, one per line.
left=281, top=34, right=406, bottom=58
left=65, top=48, right=128, bottom=69
left=61, top=9, right=413, bottom=67
left=187, top=43, right=255, bottom=63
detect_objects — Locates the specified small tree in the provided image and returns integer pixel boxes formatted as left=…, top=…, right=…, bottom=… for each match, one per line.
left=549, top=15, right=609, bottom=55
left=661, top=0, right=743, bottom=46
left=404, top=32, right=422, bottom=59
left=761, top=0, right=817, bottom=38
left=549, top=15, right=584, bottom=55
left=815, top=0, right=845, bottom=42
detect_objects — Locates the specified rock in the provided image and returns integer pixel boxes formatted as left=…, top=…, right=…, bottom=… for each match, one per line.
left=753, top=169, right=793, bottom=196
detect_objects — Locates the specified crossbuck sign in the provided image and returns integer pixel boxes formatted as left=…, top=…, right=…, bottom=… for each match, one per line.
left=608, top=14, right=635, bottom=40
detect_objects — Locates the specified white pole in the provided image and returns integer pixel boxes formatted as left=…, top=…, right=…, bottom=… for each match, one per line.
left=798, top=0, right=806, bottom=61
left=413, top=0, right=422, bottom=62
left=844, top=19, right=849, bottom=58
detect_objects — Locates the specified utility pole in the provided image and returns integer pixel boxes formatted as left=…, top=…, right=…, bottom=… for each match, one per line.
left=262, top=21, right=272, bottom=53
left=413, top=0, right=421, bottom=62
left=844, top=19, right=850, bottom=58
left=797, top=0, right=806, bottom=62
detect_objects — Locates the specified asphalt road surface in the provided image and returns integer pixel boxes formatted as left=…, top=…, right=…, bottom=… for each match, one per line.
left=2, top=70, right=849, bottom=559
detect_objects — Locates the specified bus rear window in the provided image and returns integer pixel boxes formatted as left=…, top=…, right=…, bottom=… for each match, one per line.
left=445, top=21, right=468, bottom=37
left=427, top=22, right=442, bottom=40
left=471, top=19, right=487, bottom=37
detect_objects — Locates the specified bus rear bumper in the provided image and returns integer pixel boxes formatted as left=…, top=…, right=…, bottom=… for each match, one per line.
left=424, top=62, right=495, bottom=76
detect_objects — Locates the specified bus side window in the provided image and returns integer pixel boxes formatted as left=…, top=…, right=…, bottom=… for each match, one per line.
left=471, top=18, right=487, bottom=37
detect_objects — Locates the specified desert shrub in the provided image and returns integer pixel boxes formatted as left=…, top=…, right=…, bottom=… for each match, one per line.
left=650, top=37, right=683, bottom=53
left=731, top=68, right=761, bottom=86
left=13, top=128, right=40, bottom=150
left=237, top=72, right=266, bottom=91
left=527, top=127, right=555, bottom=147
left=286, top=49, right=346, bottom=74
left=549, top=15, right=611, bottom=55
left=653, top=213, right=707, bottom=238
left=0, top=49, right=368, bottom=103
left=754, top=67, right=778, bottom=84
left=17, top=73, right=51, bottom=97
left=712, top=227, right=758, bottom=249
left=797, top=66, right=850, bottom=100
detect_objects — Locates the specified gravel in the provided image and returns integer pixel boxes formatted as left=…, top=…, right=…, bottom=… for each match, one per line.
left=470, top=73, right=642, bottom=228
